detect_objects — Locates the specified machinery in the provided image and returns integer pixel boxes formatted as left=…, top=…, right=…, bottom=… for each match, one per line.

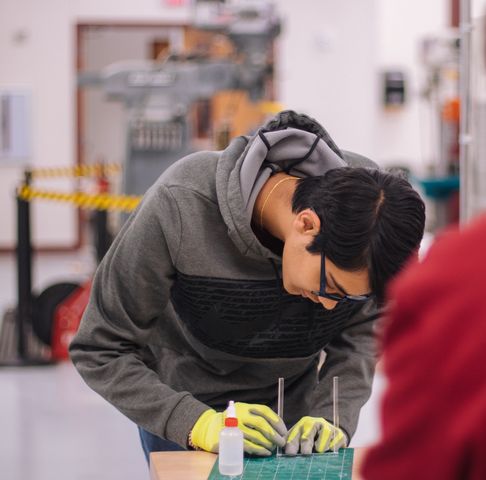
left=418, top=31, right=461, bottom=230
left=80, top=0, right=281, bottom=196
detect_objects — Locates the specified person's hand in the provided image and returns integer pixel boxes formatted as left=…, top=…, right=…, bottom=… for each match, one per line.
left=190, top=402, right=287, bottom=455
left=285, top=416, right=347, bottom=455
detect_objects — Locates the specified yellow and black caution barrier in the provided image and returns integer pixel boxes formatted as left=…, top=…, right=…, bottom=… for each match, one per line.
left=17, top=185, right=141, bottom=213
left=29, top=162, right=122, bottom=179
left=10, top=164, right=141, bottom=366
left=18, top=162, right=140, bottom=213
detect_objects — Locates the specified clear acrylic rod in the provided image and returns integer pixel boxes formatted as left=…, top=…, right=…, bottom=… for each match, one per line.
left=276, top=377, right=284, bottom=457
left=333, top=376, right=339, bottom=453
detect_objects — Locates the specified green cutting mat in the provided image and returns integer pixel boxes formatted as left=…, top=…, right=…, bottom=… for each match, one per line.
left=208, top=448, right=354, bottom=479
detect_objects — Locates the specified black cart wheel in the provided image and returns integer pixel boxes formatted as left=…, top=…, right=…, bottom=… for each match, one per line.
left=31, top=282, right=80, bottom=346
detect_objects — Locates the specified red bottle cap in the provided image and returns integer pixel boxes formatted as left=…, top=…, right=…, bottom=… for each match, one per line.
left=225, top=417, right=238, bottom=427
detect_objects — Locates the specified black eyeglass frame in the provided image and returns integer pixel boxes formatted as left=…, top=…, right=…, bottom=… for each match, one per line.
left=311, top=254, right=373, bottom=304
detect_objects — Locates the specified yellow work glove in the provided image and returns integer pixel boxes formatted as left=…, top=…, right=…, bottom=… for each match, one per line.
left=285, top=416, right=347, bottom=455
left=190, top=402, right=287, bottom=456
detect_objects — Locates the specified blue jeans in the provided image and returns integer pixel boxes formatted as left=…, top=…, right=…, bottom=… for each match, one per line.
left=138, top=426, right=185, bottom=464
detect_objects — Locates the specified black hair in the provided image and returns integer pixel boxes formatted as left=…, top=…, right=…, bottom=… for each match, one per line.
left=291, top=167, right=426, bottom=304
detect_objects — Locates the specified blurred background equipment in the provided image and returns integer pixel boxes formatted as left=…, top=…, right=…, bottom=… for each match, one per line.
left=417, top=30, right=461, bottom=230
left=79, top=0, right=281, bottom=197
left=383, top=70, right=407, bottom=107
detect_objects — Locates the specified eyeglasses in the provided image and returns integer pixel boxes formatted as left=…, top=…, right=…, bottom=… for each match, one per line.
left=311, top=254, right=373, bottom=304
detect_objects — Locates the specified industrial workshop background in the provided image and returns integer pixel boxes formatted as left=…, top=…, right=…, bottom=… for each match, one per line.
left=0, top=0, right=485, bottom=479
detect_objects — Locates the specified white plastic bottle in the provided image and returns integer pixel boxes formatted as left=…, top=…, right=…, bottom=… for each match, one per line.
left=218, top=400, right=244, bottom=476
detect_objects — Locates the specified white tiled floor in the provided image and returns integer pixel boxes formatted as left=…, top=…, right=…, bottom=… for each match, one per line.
left=0, top=250, right=382, bottom=480
left=0, top=251, right=146, bottom=479
left=0, top=363, right=147, bottom=480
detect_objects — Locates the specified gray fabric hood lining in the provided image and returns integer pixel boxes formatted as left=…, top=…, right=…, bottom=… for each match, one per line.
left=241, top=127, right=346, bottom=218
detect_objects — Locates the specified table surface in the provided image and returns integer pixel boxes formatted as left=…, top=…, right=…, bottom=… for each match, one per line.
left=150, top=449, right=365, bottom=480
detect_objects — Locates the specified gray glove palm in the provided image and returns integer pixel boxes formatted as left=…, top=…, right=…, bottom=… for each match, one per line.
left=285, top=416, right=347, bottom=455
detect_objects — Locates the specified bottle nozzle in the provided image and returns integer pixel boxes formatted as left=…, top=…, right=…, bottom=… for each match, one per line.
left=225, top=400, right=238, bottom=427
left=227, top=400, right=236, bottom=418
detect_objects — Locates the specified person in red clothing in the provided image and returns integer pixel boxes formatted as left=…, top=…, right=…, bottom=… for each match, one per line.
left=361, top=214, right=486, bottom=480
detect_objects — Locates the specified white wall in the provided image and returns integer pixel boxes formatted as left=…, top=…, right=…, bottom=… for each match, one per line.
left=276, top=0, right=451, bottom=174
left=73, top=0, right=192, bottom=23
left=0, top=0, right=76, bottom=248
left=473, top=0, right=486, bottom=16
left=276, top=0, right=379, bottom=157
left=2, top=0, right=481, bottom=248
left=373, top=0, right=449, bottom=173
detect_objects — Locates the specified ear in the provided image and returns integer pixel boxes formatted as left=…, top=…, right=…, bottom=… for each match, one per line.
left=294, top=209, right=321, bottom=237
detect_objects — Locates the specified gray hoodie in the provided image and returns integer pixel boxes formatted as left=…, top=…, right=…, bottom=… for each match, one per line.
left=70, top=111, right=380, bottom=448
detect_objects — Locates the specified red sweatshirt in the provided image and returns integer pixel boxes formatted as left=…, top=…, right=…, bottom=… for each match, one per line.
left=362, top=215, right=486, bottom=480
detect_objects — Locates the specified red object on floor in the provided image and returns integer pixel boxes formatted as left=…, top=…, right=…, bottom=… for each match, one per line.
left=51, top=281, right=91, bottom=360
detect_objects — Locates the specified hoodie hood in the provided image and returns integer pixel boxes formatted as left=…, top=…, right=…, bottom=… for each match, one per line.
left=215, top=110, right=369, bottom=260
